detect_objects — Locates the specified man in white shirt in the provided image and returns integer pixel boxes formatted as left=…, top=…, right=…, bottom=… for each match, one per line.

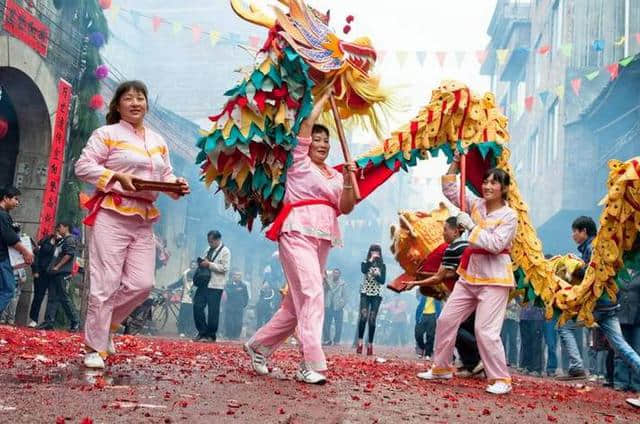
left=193, top=230, right=231, bottom=342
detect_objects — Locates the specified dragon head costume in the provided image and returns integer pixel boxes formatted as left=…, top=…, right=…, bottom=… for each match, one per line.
left=196, top=0, right=392, bottom=231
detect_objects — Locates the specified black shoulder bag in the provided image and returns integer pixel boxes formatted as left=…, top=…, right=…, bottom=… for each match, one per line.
left=193, top=245, right=224, bottom=289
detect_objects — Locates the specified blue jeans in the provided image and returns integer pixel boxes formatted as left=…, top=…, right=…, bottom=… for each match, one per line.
left=519, top=319, right=543, bottom=372
left=594, top=308, right=640, bottom=383
left=543, top=318, right=558, bottom=373
left=501, top=318, right=519, bottom=366
left=559, top=320, right=585, bottom=372
left=614, top=324, right=640, bottom=392
left=0, top=258, right=16, bottom=315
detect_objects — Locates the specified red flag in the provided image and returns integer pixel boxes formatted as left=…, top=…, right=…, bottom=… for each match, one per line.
left=249, top=35, right=261, bottom=49
left=571, top=78, right=582, bottom=96
left=435, top=51, right=447, bottom=67
left=606, top=63, right=620, bottom=80
left=475, top=49, right=488, bottom=64
left=635, top=33, right=640, bottom=44
left=152, top=16, right=162, bottom=32
left=192, top=25, right=202, bottom=42
left=524, top=96, right=534, bottom=112
left=538, top=44, right=550, bottom=55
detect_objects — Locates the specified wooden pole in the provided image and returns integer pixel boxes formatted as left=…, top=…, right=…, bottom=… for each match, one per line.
left=459, top=154, right=467, bottom=213
left=328, top=94, right=361, bottom=200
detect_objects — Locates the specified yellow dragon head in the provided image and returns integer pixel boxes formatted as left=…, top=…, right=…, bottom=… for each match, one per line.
left=230, top=0, right=392, bottom=136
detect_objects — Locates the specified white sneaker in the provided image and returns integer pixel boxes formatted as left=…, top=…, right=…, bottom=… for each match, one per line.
left=417, top=368, right=453, bottom=380
left=486, top=381, right=512, bottom=395
left=244, top=343, right=269, bottom=375
left=27, top=320, right=38, bottom=328
left=83, top=352, right=105, bottom=369
left=626, top=398, right=640, bottom=408
left=107, top=333, right=116, bottom=355
left=295, top=365, right=326, bottom=385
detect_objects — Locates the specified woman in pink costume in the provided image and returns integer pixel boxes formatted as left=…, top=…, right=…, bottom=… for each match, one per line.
left=417, top=151, right=517, bottom=395
left=245, top=89, right=357, bottom=384
left=75, top=80, right=189, bottom=369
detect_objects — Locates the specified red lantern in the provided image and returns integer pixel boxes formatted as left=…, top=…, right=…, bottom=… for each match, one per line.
left=89, top=94, right=104, bottom=110
left=98, top=0, right=112, bottom=9
left=0, top=118, right=8, bottom=139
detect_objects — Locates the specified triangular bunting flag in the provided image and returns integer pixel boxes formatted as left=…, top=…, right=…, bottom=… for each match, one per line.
left=109, top=4, right=120, bottom=21
left=538, top=91, right=549, bottom=104
left=192, top=25, right=202, bottom=42
left=607, top=63, right=620, bottom=80
left=619, top=55, right=635, bottom=67
left=636, top=33, right=640, bottom=45
left=130, top=10, right=141, bottom=27
left=396, top=51, right=409, bottom=66
left=538, top=44, right=550, bottom=55
left=571, top=78, right=581, bottom=96
left=585, top=70, right=599, bottom=80
left=249, top=35, right=261, bottom=49
left=592, top=39, right=605, bottom=51
left=455, top=51, right=466, bottom=68
left=560, top=43, right=573, bottom=57
left=210, top=31, right=220, bottom=47
left=172, top=21, right=182, bottom=34
left=496, top=49, right=509, bottom=65
left=152, top=16, right=163, bottom=32
left=554, top=84, right=565, bottom=99
left=615, top=36, right=626, bottom=46
left=435, top=51, right=447, bottom=67
left=509, top=101, right=519, bottom=113
left=524, top=96, right=534, bottom=112
left=475, top=49, right=488, bottom=64
left=416, top=51, right=427, bottom=66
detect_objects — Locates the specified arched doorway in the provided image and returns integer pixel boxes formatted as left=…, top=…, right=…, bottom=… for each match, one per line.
left=0, top=35, right=60, bottom=326
left=0, top=66, right=53, bottom=234
left=0, top=83, right=20, bottom=187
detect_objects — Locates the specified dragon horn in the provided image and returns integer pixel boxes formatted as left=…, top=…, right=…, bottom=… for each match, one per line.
left=230, top=0, right=275, bottom=29
left=399, top=214, right=417, bottom=238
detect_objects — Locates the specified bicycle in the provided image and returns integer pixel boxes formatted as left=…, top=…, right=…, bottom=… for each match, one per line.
left=123, top=287, right=181, bottom=335
left=151, top=287, right=182, bottom=332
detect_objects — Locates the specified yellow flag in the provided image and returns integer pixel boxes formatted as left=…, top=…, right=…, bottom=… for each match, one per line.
left=496, top=49, right=509, bottom=65
left=554, top=84, right=565, bottom=99
left=109, top=4, right=120, bottom=21
left=615, top=36, right=626, bottom=46
left=210, top=31, right=221, bottom=46
left=173, top=22, right=182, bottom=34
left=396, top=51, right=409, bottom=66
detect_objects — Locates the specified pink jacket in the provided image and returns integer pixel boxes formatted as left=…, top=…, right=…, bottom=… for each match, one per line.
left=75, top=120, right=176, bottom=222
left=442, top=175, right=517, bottom=287
left=279, top=136, right=343, bottom=246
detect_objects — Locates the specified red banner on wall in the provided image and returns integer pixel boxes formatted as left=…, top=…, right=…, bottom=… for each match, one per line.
left=2, top=0, right=50, bottom=57
left=37, top=79, right=72, bottom=240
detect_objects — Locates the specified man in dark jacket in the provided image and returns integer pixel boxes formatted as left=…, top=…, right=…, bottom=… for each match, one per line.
left=37, top=222, right=79, bottom=331
left=28, top=233, right=58, bottom=327
left=224, top=271, right=249, bottom=339
left=0, top=186, right=33, bottom=315
left=615, top=269, right=640, bottom=392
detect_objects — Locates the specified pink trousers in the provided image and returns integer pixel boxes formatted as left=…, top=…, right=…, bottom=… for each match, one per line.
left=249, top=232, right=330, bottom=371
left=432, top=282, right=511, bottom=382
left=84, top=209, right=155, bottom=353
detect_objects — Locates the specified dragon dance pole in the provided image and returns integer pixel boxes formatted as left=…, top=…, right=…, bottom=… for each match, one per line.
left=459, top=153, right=467, bottom=213
left=328, top=94, right=361, bottom=200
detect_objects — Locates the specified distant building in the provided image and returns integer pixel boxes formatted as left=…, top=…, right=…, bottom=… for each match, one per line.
left=482, top=0, right=640, bottom=254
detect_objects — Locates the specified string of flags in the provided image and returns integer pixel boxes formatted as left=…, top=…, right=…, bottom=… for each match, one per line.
left=102, top=4, right=640, bottom=68
left=519, top=51, right=639, bottom=115
left=100, top=2, right=640, bottom=115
